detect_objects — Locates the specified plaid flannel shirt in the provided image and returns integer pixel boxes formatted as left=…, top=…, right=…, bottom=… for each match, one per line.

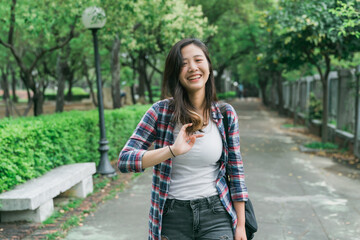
left=118, top=99, right=248, bottom=240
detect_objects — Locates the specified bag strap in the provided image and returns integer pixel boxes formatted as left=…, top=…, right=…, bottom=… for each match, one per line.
left=219, top=102, right=229, bottom=141
left=219, top=102, right=231, bottom=184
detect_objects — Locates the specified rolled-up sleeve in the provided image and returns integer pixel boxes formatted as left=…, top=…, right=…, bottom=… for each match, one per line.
left=118, top=104, right=158, bottom=173
left=225, top=104, right=248, bottom=202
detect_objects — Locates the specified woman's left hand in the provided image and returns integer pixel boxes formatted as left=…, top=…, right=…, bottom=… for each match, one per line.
left=234, top=226, right=247, bottom=240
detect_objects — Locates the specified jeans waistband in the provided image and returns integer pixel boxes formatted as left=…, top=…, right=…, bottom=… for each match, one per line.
left=165, top=195, right=219, bottom=207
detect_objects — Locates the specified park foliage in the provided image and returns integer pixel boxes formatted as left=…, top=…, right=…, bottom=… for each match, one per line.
left=0, top=0, right=360, bottom=190
left=0, top=104, right=149, bottom=192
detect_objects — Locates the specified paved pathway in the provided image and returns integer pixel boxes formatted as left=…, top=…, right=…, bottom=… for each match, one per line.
left=65, top=98, right=360, bottom=240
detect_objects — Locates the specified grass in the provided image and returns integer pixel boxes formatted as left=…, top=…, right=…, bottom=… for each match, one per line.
left=62, top=199, right=83, bottom=211
left=46, top=231, right=64, bottom=240
left=93, top=177, right=110, bottom=192
left=41, top=198, right=84, bottom=225
left=304, top=141, right=339, bottom=150
left=61, top=216, right=80, bottom=231
left=282, top=123, right=305, bottom=128
left=42, top=211, right=65, bottom=225
left=329, top=120, right=337, bottom=126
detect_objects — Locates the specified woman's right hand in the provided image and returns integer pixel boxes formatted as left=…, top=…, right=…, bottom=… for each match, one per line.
left=171, top=123, right=204, bottom=156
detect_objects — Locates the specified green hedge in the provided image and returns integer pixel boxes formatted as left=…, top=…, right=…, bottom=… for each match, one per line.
left=0, top=105, right=150, bottom=192
left=217, top=91, right=236, bottom=100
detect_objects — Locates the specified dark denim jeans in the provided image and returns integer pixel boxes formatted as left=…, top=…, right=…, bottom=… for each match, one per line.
left=161, top=195, right=233, bottom=240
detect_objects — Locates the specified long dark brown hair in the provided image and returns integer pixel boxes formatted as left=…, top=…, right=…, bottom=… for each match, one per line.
left=161, top=38, right=218, bottom=134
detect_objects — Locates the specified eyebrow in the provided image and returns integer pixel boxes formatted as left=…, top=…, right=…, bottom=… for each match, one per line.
left=182, top=55, right=205, bottom=60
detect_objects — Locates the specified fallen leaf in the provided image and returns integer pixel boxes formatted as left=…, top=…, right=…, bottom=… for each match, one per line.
left=317, top=151, right=326, bottom=156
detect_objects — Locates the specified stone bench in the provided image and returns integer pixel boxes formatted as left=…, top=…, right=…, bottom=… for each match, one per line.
left=0, top=162, right=96, bottom=223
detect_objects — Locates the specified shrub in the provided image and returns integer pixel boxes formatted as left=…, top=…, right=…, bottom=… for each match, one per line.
left=304, top=141, right=339, bottom=150
left=44, top=87, right=90, bottom=101
left=308, top=92, right=322, bottom=120
left=0, top=104, right=150, bottom=192
left=217, top=91, right=236, bottom=100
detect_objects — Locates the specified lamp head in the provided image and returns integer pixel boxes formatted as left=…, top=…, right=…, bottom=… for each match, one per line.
left=82, top=6, right=106, bottom=29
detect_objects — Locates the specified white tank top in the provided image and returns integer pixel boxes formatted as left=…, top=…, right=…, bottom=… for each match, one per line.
left=168, top=120, right=222, bottom=200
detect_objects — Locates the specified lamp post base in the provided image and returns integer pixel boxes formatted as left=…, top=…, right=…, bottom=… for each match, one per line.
left=97, top=139, right=116, bottom=176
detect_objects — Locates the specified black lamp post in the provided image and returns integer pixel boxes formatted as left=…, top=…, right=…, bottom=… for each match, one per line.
left=82, top=7, right=116, bottom=176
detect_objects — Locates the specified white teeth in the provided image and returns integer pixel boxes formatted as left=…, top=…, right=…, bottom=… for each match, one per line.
left=188, top=76, right=200, bottom=80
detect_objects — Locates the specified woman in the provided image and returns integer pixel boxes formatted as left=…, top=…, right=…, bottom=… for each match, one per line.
left=118, top=38, right=248, bottom=240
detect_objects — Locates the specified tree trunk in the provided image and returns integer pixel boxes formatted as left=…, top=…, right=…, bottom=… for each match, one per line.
left=83, top=58, right=97, bottom=107
left=315, top=55, right=331, bottom=143
left=10, top=64, right=18, bottom=103
left=274, top=71, right=286, bottom=115
left=270, top=79, right=277, bottom=110
left=33, top=87, right=44, bottom=116
left=354, top=65, right=360, bottom=156
left=321, top=76, right=329, bottom=143
left=258, top=69, right=269, bottom=106
left=131, top=84, right=136, bottom=104
left=55, top=53, right=66, bottom=112
left=141, top=56, right=154, bottom=104
left=65, top=81, right=73, bottom=101
left=131, top=58, right=137, bottom=104
left=215, top=66, right=226, bottom=93
left=137, top=53, right=147, bottom=104
left=144, top=75, right=153, bottom=103
left=1, top=68, right=11, bottom=117
left=111, top=36, right=121, bottom=109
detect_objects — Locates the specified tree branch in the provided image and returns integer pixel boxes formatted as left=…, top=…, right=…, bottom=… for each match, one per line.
left=145, top=58, right=162, bottom=75
left=0, top=38, right=28, bottom=73
left=219, top=48, right=250, bottom=70
left=305, top=50, right=323, bottom=81
left=29, top=17, right=78, bottom=72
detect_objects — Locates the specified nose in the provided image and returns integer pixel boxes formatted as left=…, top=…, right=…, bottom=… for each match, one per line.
left=188, top=60, right=198, bottom=72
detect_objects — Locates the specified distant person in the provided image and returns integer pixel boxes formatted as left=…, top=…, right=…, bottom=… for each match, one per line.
left=118, top=38, right=248, bottom=240
left=238, top=83, right=244, bottom=98
left=120, top=91, right=126, bottom=105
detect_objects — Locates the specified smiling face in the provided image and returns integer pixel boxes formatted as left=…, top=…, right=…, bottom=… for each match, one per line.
left=179, top=44, right=210, bottom=95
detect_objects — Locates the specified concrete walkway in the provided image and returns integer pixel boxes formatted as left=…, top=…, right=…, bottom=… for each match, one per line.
left=65, top=98, right=360, bottom=240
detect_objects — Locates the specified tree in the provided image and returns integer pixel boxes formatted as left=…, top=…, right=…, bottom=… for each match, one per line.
left=330, top=1, right=360, bottom=38
left=0, top=0, right=83, bottom=116
left=125, top=0, right=216, bottom=103
left=187, top=0, right=274, bottom=93
left=267, top=0, right=358, bottom=142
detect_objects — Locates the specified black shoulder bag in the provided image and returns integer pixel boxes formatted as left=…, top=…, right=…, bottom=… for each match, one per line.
left=219, top=103, right=258, bottom=240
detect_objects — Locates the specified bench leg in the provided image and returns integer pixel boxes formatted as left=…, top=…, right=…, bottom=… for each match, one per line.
left=0, top=199, right=54, bottom=223
left=62, top=175, right=94, bottom=198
